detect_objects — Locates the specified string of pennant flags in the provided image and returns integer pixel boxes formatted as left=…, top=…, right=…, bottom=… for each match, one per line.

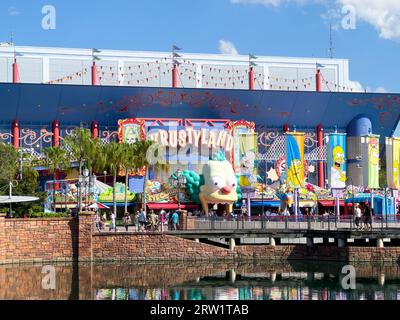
left=43, top=47, right=356, bottom=91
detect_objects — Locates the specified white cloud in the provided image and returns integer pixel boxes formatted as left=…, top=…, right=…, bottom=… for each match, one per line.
left=374, top=86, right=388, bottom=93
left=218, top=40, right=239, bottom=55
left=348, top=80, right=364, bottom=92
left=232, top=0, right=400, bottom=40
left=8, top=6, right=22, bottom=16
left=351, top=82, right=389, bottom=93
left=338, top=0, right=400, bottom=40
left=231, top=0, right=325, bottom=7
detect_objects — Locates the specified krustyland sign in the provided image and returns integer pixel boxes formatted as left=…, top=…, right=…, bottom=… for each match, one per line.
left=118, top=118, right=255, bottom=167
left=147, top=127, right=234, bottom=151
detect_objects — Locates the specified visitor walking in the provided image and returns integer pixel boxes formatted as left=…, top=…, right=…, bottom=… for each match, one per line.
left=109, top=212, right=117, bottom=232
left=93, top=212, right=100, bottom=232
left=123, top=212, right=131, bottom=232
left=167, top=211, right=173, bottom=230
left=138, top=209, right=147, bottom=231
left=171, top=210, right=179, bottom=230
left=150, top=210, right=158, bottom=231
left=101, top=212, right=107, bottom=231
left=159, top=209, right=167, bottom=231
left=354, top=204, right=362, bottom=230
left=94, top=213, right=101, bottom=232
left=363, top=201, right=373, bottom=231
left=134, top=211, right=140, bottom=231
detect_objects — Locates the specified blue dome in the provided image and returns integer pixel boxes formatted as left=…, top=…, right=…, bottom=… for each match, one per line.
left=346, top=114, right=372, bottom=136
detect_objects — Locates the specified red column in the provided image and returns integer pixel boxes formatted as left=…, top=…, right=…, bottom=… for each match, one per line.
left=91, top=121, right=99, bottom=139
left=249, top=67, right=255, bottom=90
left=12, top=58, right=20, bottom=83
left=91, top=61, right=99, bottom=85
left=283, top=123, right=290, bottom=133
left=316, top=124, right=324, bottom=188
left=52, top=120, right=60, bottom=147
left=172, top=64, right=178, bottom=88
left=316, top=69, right=322, bottom=92
left=12, top=120, right=19, bottom=148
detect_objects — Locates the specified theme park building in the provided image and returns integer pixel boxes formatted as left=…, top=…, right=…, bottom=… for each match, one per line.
left=0, top=45, right=399, bottom=214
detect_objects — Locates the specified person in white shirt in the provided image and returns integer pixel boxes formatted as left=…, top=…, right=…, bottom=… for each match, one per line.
left=109, top=212, right=117, bottom=232
left=354, top=204, right=362, bottom=230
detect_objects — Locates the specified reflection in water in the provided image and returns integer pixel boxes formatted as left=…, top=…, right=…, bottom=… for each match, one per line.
left=1, top=261, right=400, bottom=300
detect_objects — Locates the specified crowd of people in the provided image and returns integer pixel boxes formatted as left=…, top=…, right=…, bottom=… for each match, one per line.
left=353, top=201, right=373, bottom=231
left=93, top=208, right=181, bottom=232
left=92, top=200, right=376, bottom=232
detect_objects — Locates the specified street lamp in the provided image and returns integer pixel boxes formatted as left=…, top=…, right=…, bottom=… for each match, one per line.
left=103, top=170, right=107, bottom=183
left=169, top=169, right=186, bottom=211
left=78, top=168, right=90, bottom=213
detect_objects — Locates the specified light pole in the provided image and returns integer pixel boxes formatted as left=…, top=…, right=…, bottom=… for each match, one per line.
left=78, top=168, right=89, bottom=213
left=103, top=170, right=107, bottom=183
left=169, top=170, right=186, bottom=211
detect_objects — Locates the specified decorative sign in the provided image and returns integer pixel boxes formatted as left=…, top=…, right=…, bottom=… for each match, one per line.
left=285, top=132, right=305, bottom=188
left=118, top=118, right=146, bottom=143
left=327, top=133, right=347, bottom=188
left=386, top=137, right=400, bottom=189
left=147, top=127, right=234, bottom=151
left=362, top=135, right=380, bottom=189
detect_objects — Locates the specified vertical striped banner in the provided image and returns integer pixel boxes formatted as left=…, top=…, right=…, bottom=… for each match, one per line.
left=362, top=135, right=380, bottom=189
left=327, top=133, right=347, bottom=188
left=285, top=132, right=305, bottom=188
left=386, top=137, right=400, bottom=189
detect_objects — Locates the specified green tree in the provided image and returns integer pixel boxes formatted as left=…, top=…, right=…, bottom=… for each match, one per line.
left=0, top=143, right=18, bottom=192
left=64, top=128, right=100, bottom=211
left=63, top=128, right=94, bottom=176
left=103, top=142, right=125, bottom=215
left=120, top=140, right=162, bottom=213
left=43, top=147, right=70, bottom=211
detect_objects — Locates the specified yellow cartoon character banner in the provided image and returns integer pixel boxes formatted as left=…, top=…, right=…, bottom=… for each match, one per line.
left=367, top=135, right=380, bottom=189
left=285, top=132, right=305, bottom=188
left=386, top=137, right=400, bottom=189
left=327, top=133, right=347, bottom=188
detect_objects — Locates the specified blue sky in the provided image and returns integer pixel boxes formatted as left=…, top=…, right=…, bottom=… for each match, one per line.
left=1, top=0, right=399, bottom=92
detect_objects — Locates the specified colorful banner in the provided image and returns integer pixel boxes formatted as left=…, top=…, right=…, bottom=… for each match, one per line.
left=386, top=137, right=400, bottom=189
left=285, top=132, right=305, bottom=188
left=237, top=133, right=258, bottom=188
left=327, top=133, right=347, bottom=188
left=363, top=135, right=380, bottom=189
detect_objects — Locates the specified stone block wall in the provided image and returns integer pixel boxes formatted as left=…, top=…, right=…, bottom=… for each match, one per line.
left=92, top=233, right=236, bottom=262
left=235, top=245, right=400, bottom=263
left=0, top=215, right=78, bottom=264
left=1, top=211, right=400, bottom=264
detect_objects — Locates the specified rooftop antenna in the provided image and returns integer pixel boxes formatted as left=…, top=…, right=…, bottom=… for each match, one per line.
left=328, top=24, right=334, bottom=59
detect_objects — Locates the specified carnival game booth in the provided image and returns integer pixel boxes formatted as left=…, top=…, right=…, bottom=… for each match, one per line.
left=344, top=193, right=395, bottom=215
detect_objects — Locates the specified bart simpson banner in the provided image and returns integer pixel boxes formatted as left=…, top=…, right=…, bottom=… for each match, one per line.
left=285, top=132, right=305, bottom=188
left=238, top=133, right=258, bottom=188
left=386, top=137, right=400, bottom=189
left=363, top=135, right=380, bottom=189
left=327, top=133, right=347, bottom=188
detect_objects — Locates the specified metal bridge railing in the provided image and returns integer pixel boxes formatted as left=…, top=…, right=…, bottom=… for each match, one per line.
left=193, top=214, right=400, bottom=231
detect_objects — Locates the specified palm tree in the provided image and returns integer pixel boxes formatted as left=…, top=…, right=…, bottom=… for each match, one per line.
left=120, top=140, right=163, bottom=213
left=63, top=128, right=93, bottom=176
left=64, top=128, right=99, bottom=211
left=43, top=147, right=70, bottom=211
left=103, top=142, right=125, bottom=215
